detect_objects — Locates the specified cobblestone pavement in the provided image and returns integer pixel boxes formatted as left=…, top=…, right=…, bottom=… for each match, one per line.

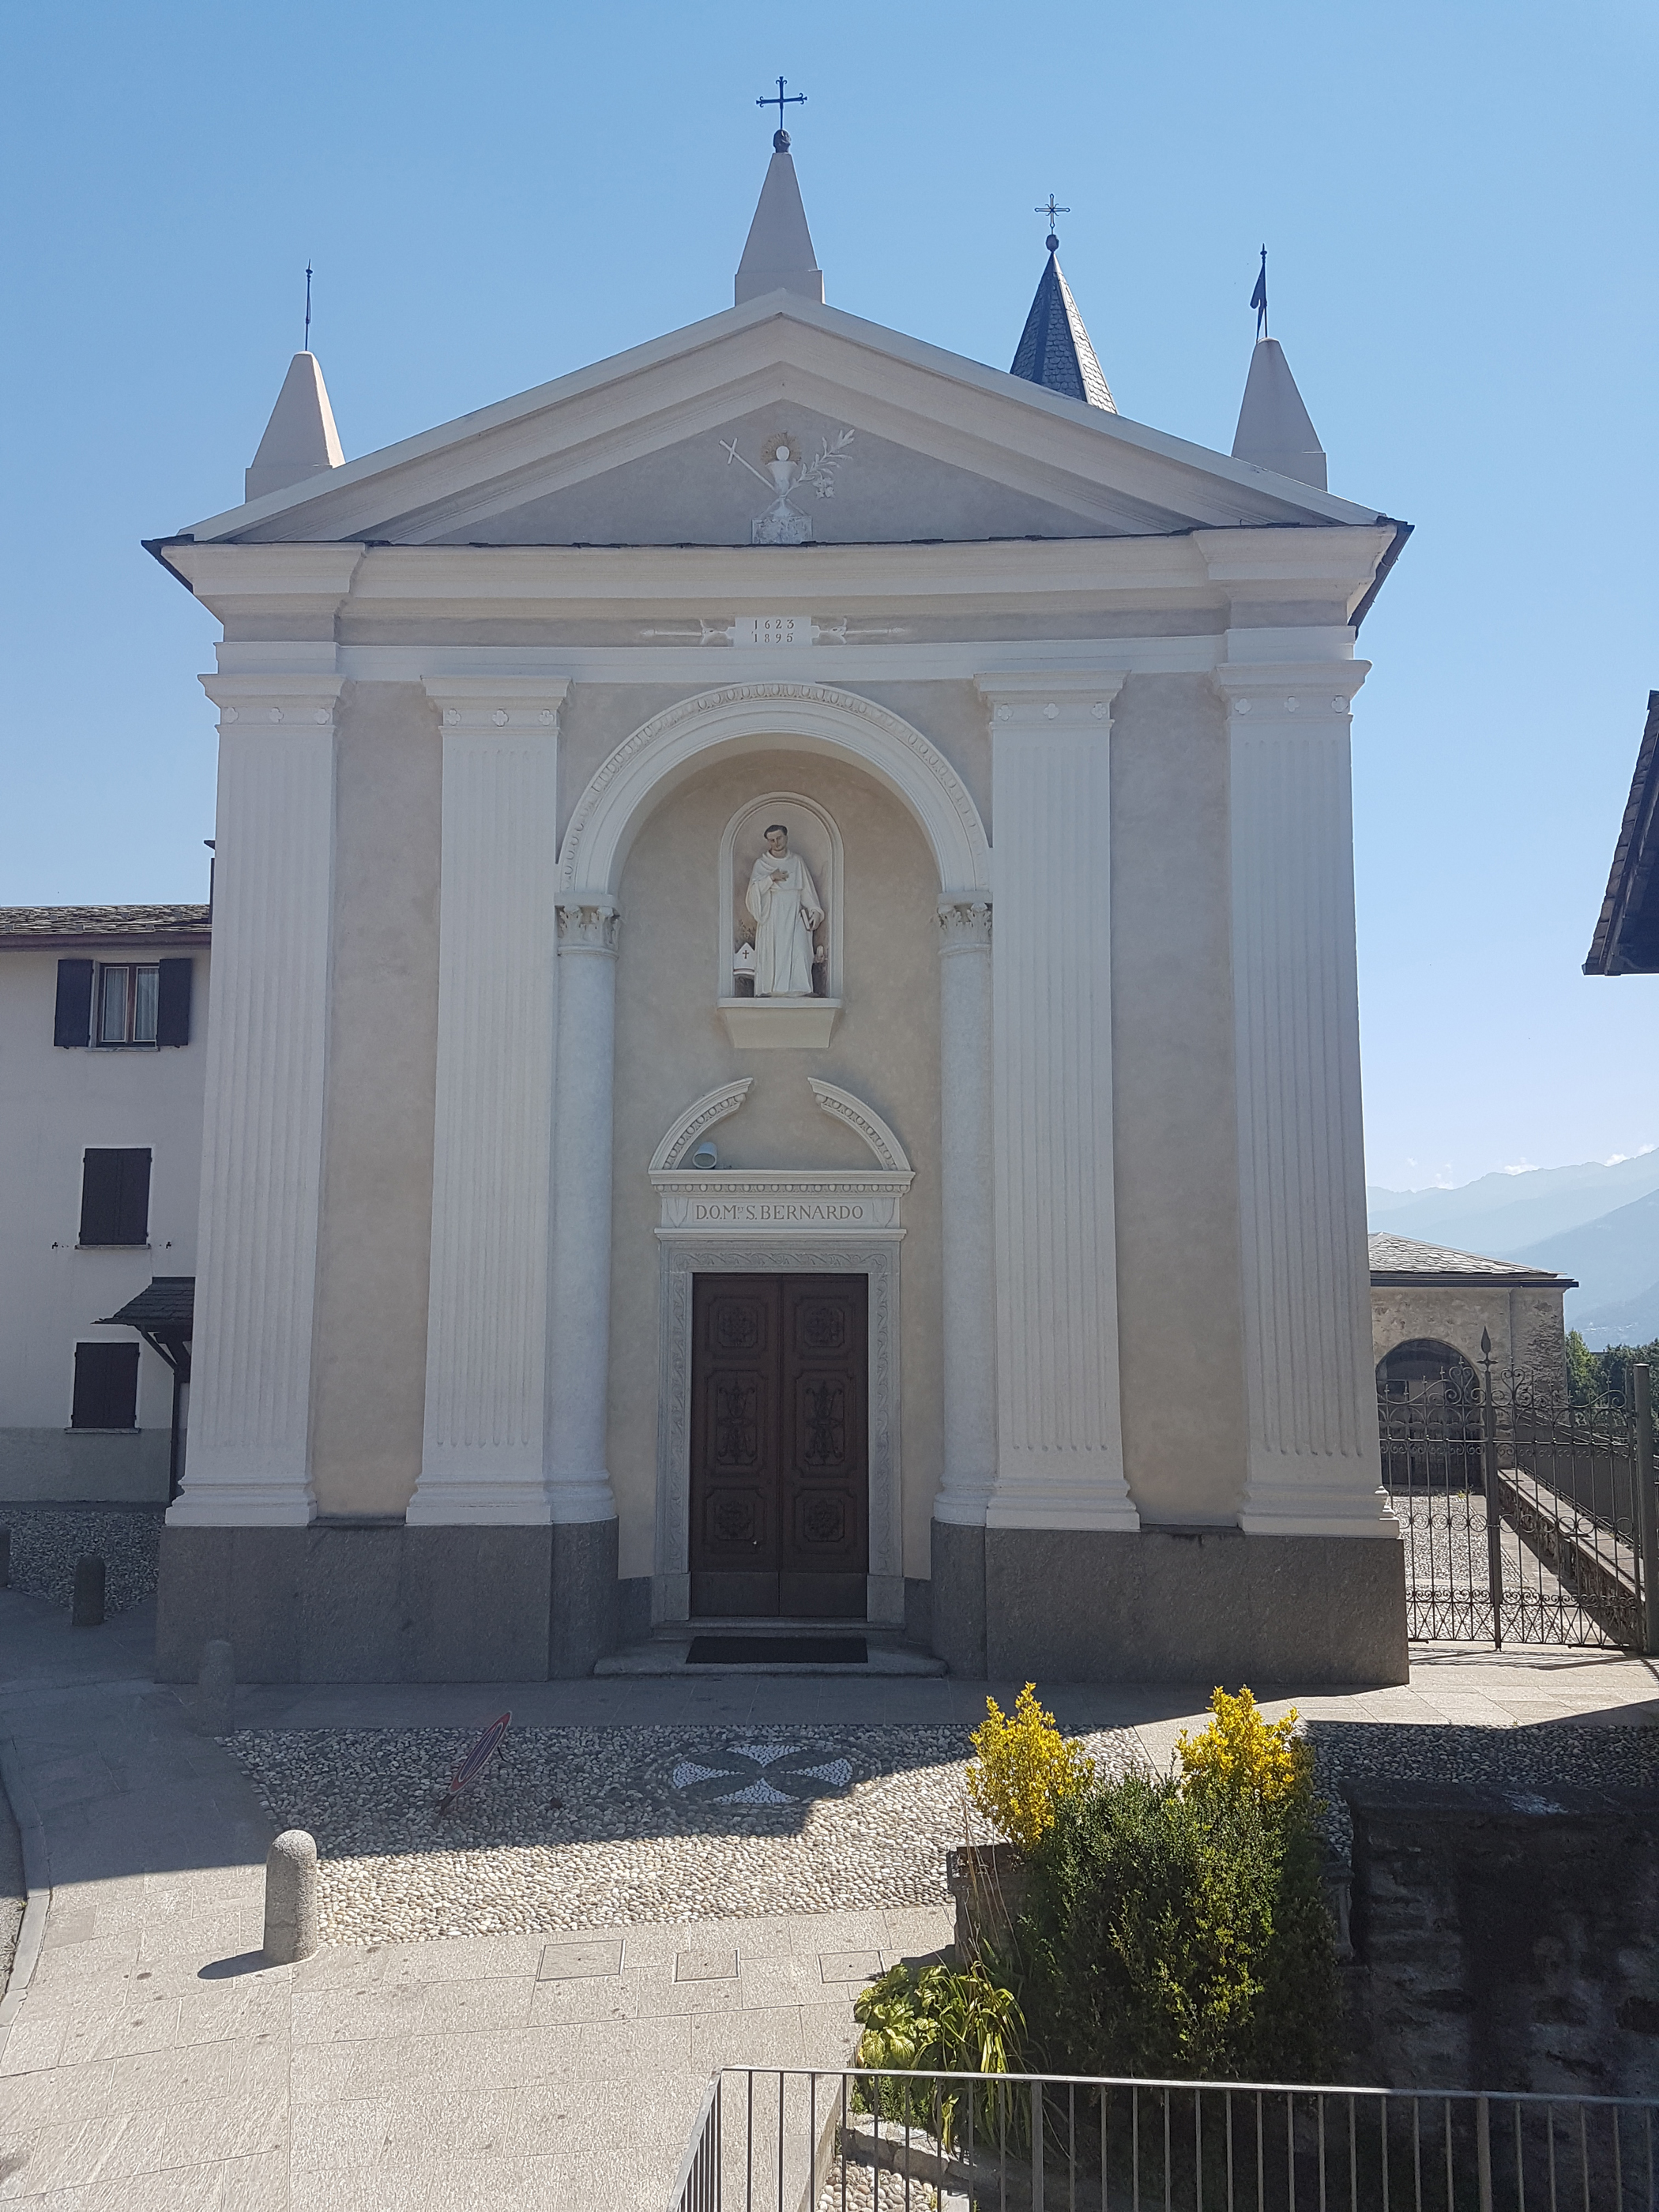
left=2, top=1585, right=1656, bottom=2210
left=225, top=1723, right=1145, bottom=1944
left=0, top=1503, right=163, bottom=1617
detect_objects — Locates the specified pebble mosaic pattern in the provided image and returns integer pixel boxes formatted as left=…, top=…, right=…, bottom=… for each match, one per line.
left=227, top=1723, right=1146, bottom=1945
left=0, top=1503, right=163, bottom=1616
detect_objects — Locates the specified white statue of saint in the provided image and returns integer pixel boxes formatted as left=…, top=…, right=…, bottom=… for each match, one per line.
left=745, top=824, right=824, bottom=996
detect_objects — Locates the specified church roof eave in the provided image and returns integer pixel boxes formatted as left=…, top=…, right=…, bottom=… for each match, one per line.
left=168, top=290, right=1393, bottom=558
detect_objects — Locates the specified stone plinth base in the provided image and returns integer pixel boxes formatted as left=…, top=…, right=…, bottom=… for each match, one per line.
left=931, top=1522, right=1407, bottom=1685
left=154, top=1520, right=618, bottom=1683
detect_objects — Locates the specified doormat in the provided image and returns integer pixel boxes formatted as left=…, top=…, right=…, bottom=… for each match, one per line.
left=686, top=1635, right=869, bottom=1666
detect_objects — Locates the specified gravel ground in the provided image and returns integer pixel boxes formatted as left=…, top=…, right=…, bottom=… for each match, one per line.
left=1311, top=1719, right=1659, bottom=1868
left=227, top=1723, right=1146, bottom=1946
left=0, top=1503, right=163, bottom=1616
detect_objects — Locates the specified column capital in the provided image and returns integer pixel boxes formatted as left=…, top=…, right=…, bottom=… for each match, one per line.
left=1211, top=661, right=1371, bottom=718
left=421, top=676, right=571, bottom=732
left=937, top=895, right=991, bottom=953
left=555, top=897, right=620, bottom=955
left=199, top=674, right=347, bottom=728
left=974, top=670, right=1127, bottom=734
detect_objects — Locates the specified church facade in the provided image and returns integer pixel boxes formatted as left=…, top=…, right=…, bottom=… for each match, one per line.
left=149, top=141, right=1410, bottom=1683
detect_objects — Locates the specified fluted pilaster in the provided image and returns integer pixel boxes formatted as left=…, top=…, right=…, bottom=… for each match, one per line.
left=935, top=895, right=995, bottom=1525
left=544, top=897, right=622, bottom=1525
left=1217, top=663, right=1392, bottom=1533
left=169, top=676, right=344, bottom=1526
left=976, top=674, right=1137, bottom=1530
left=408, top=680, right=569, bottom=1524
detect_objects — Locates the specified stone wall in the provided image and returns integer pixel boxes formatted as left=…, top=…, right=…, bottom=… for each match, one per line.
left=1347, top=1779, right=1659, bottom=2094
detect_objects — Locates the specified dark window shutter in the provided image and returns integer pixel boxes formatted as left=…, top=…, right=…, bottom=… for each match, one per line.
left=118, top=1149, right=152, bottom=1243
left=54, top=959, right=93, bottom=1048
left=71, top=1341, right=140, bottom=1429
left=80, top=1148, right=151, bottom=1244
left=156, top=958, right=192, bottom=1046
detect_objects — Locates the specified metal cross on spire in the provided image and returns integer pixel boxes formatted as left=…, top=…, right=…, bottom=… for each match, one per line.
left=758, top=75, right=806, bottom=147
left=1036, top=196, right=1069, bottom=250
left=303, top=261, right=314, bottom=352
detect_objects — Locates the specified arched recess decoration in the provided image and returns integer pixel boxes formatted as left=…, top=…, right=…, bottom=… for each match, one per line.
left=557, top=679, right=991, bottom=901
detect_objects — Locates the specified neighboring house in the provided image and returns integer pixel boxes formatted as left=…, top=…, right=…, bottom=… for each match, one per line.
left=1369, top=1232, right=1576, bottom=1391
left=0, top=906, right=209, bottom=1503
left=1585, top=689, right=1659, bottom=976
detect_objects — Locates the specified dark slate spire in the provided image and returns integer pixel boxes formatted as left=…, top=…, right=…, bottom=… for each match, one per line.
left=1010, top=232, right=1115, bottom=413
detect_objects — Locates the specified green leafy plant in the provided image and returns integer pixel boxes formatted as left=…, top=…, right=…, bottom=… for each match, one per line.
left=1010, top=1694, right=1337, bottom=2082
left=853, top=1960, right=1025, bottom=2145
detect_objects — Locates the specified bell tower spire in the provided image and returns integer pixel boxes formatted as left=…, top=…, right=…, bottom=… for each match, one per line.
left=1009, top=204, right=1115, bottom=413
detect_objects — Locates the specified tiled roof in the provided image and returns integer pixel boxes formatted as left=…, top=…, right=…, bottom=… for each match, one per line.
left=99, top=1277, right=195, bottom=1333
left=1010, top=253, right=1116, bottom=413
left=1585, top=691, right=1659, bottom=976
left=1368, top=1232, right=1575, bottom=1288
left=0, top=905, right=210, bottom=949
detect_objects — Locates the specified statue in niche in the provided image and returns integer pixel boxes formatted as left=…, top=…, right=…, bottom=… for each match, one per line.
left=745, top=825, right=825, bottom=997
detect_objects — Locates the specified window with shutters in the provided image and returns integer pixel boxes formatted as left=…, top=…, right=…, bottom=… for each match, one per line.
left=53, top=957, right=191, bottom=1048
left=78, top=1148, right=152, bottom=1246
left=70, top=1341, right=140, bottom=1430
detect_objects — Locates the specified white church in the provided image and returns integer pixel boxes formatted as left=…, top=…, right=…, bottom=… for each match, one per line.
left=140, top=133, right=1410, bottom=1683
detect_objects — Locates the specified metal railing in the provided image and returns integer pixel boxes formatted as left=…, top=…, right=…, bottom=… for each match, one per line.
left=1377, top=1350, right=1659, bottom=1650
left=671, top=2067, right=1659, bottom=2212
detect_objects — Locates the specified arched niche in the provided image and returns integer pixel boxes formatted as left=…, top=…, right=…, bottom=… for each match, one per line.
left=718, top=792, right=844, bottom=1048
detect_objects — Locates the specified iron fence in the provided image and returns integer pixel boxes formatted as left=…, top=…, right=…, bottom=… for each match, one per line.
left=1376, top=1349, right=1659, bottom=1650
left=671, top=2067, right=1659, bottom=2212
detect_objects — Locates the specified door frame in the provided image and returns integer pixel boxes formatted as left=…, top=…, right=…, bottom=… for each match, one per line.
left=653, top=1233, right=904, bottom=1626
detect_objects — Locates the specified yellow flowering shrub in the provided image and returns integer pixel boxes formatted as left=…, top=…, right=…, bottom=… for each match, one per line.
left=966, top=1683, right=1095, bottom=1853
left=1176, top=1687, right=1312, bottom=1812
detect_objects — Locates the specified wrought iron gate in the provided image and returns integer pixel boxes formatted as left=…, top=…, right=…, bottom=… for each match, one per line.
left=1377, top=1345, right=1659, bottom=1649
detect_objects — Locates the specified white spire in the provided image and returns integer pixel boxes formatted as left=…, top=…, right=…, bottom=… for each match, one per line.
left=245, top=352, right=344, bottom=503
left=735, top=132, right=823, bottom=307
left=1230, top=337, right=1326, bottom=491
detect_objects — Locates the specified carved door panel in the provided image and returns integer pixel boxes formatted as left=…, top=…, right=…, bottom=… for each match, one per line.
left=689, top=1273, right=868, bottom=1619
left=779, top=1276, right=868, bottom=1619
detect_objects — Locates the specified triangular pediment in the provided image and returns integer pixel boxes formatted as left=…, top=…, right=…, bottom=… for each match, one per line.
left=182, top=293, right=1386, bottom=550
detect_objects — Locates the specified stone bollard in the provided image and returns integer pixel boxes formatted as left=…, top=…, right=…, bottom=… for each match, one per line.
left=0, top=1526, right=9, bottom=1588
left=263, top=1830, right=320, bottom=1965
left=198, top=1638, right=235, bottom=1736
left=70, top=1555, right=105, bottom=1627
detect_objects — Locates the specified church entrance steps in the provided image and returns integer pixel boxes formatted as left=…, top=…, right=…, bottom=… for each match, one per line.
left=596, top=1624, right=946, bottom=1676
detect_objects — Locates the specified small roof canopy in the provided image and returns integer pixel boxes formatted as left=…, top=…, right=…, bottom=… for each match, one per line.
left=1367, top=1232, right=1577, bottom=1290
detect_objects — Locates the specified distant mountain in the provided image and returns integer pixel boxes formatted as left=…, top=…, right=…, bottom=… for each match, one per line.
left=1366, top=1152, right=1659, bottom=1256
left=1573, top=1281, right=1659, bottom=1350
left=1491, top=1186, right=1659, bottom=1346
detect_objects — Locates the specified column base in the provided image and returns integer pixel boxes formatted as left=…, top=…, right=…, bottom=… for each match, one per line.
left=550, top=1519, right=618, bottom=1677
left=930, top=1518, right=988, bottom=1678
left=977, top=1526, right=1406, bottom=1685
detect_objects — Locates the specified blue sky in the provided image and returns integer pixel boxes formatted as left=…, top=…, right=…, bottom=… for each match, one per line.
left=2, top=2, right=1655, bottom=1191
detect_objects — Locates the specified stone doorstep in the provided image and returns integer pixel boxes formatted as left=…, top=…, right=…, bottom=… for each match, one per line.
left=596, top=1631, right=946, bottom=1678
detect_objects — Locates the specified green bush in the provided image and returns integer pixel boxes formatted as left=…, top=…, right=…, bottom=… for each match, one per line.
left=1011, top=1763, right=1338, bottom=2082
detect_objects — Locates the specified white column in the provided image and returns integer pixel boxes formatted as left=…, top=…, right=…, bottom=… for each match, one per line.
left=935, top=895, right=996, bottom=1524
left=544, top=899, right=621, bottom=1524
left=976, top=674, right=1138, bottom=1530
left=169, top=676, right=344, bottom=1526
left=408, top=679, right=569, bottom=1525
left=1217, top=662, right=1392, bottom=1534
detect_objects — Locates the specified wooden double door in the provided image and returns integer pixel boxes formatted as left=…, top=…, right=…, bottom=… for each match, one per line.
left=689, top=1273, right=869, bottom=1619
